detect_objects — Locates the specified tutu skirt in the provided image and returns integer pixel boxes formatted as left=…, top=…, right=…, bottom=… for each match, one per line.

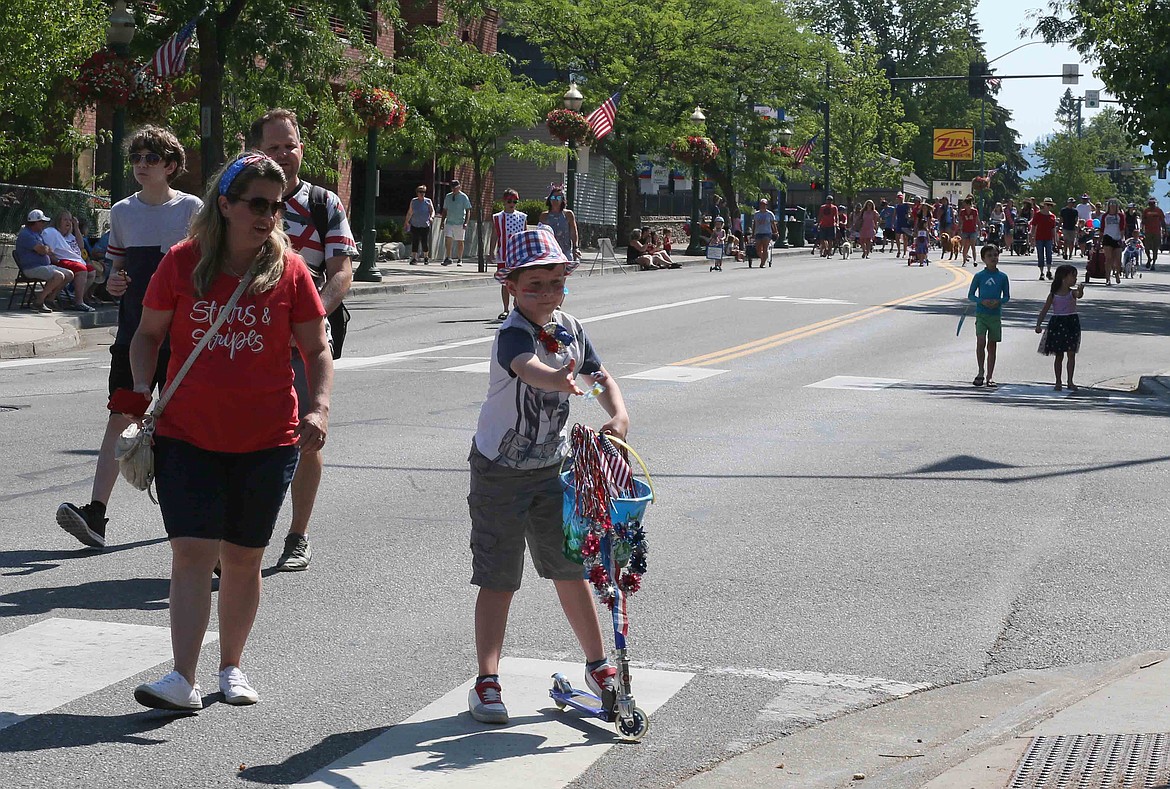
left=1039, top=314, right=1081, bottom=355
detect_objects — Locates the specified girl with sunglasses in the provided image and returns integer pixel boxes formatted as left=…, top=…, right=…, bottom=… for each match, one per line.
left=538, top=185, right=579, bottom=263
left=122, top=151, right=333, bottom=711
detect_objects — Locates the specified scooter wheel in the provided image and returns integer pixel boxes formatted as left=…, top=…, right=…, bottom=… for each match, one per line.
left=616, top=707, right=650, bottom=742
left=554, top=699, right=567, bottom=711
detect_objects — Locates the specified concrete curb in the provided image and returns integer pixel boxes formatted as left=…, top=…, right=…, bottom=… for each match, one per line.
left=0, top=305, right=118, bottom=359
left=1136, top=372, right=1170, bottom=398
left=677, top=651, right=1169, bottom=789
left=346, top=246, right=813, bottom=300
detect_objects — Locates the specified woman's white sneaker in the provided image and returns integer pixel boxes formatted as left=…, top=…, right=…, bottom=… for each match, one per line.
left=468, top=677, right=508, bottom=724
left=134, top=671, right=202, bottom=710
left=219, top=665, right=259, bottom=705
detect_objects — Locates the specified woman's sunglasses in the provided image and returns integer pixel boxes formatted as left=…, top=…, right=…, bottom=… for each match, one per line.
left=129, top=152, right=163, bottom=166
left=229, top=195, right=284, bottom=218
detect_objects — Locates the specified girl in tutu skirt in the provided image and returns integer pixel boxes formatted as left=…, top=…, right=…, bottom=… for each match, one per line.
left=1035, top=263, right=1085, bottom=391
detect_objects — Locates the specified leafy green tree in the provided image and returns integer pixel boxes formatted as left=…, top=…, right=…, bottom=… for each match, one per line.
left=392, top=28, right=556, bottom=270
left=824, top=47, right=916, bottom=206
left=1033, top=0, right=1170, bottom=168
left=0, top=0, right=107, bottom=179
left=1054, top=88, right=1079, bottom=135
left=1084, top=108, right=1154, bottom=203
left=1024, top=132, right=1113, bottom=202
left=136, top=0, right=395, bottom=183
left=497, top=0, right=809, bottom=236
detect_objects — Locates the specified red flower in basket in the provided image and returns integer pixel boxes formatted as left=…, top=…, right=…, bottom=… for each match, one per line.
left=352, top=87, right=407, bottom=130
left=972, top=176, right=991, bottom=191
left=670, top=135, right=720, bottom=166
left=73, top=49, right=136, bottom=108
left=546, top=109, right=590, bottom=143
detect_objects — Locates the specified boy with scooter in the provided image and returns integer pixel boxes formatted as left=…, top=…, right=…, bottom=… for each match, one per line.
left=466, top=226, right=631, bottom=725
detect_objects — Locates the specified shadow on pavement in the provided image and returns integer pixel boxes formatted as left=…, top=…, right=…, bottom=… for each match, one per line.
left=239, top=712, right=608, bottom=785
left=0, top=538, right=167, bottom=577
left=0, top=577, right=169, bottom=617
left=895, top=294, right=1170, bottom=338
left=0, top=711, right=190, bottom=752
left=891, top=380, right=1170, bottom=419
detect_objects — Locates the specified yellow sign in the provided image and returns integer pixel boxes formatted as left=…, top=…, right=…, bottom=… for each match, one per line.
left=933, top=128, right=974, bottom=161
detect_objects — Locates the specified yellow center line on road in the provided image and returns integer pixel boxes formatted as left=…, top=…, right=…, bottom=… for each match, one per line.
left=673, top=262, right=974, bottom=368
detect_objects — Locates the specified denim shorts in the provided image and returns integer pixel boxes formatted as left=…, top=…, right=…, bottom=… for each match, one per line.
left=467, top=444, right=582, bottom=592
left=154, top=436, right=299, bottom=548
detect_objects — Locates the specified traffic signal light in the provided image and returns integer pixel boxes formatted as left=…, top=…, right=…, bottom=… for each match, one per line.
left=968, top=62, right=989, bottom=98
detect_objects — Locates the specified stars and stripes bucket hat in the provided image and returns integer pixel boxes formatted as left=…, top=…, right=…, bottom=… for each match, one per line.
left=496, top=224, right=579, bottom=283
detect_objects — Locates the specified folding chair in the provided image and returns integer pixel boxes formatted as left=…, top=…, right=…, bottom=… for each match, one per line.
left=587, top=238, right=624, bottom=276
left=6, top=251, right=43, bottom=310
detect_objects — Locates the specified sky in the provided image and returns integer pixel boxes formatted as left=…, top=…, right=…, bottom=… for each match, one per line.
left=973, top=0, right=1168, bottom=205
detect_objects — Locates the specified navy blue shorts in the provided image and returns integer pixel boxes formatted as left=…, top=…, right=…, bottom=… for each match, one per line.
left=154, top=436, right=299, bottom=548
left=109, top=344, right=169, bottom=396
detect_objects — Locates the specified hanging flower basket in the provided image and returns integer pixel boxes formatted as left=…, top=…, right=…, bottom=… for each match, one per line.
left=351, top=87, right=408, bottom=130
left=128, top=69, right=175, bottom=122
left=972, top=175, right=991, bottom=192
left=73, top=49, right=137, bottom=108
left=670, top=135, right=720, bottom=165
left=546, top=109, right=590, bottom=143
left=767, top=144, right=803, bottom=170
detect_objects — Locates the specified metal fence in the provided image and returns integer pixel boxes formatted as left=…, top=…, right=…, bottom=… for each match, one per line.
left=0, top=182, right=109, bottom=238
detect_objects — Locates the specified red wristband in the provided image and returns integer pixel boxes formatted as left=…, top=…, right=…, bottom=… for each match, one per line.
left=108, top=388, right=151, bottom=417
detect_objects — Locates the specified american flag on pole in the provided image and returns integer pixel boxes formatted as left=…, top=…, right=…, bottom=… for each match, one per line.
left=585, top=92, right=621, bottom=141
left=147, top=15, right=199, bottom=78
left=792, top=133, right=820, bottom=166
left=987, top=77, right=1002, bottom=90
left=986, top=167, right=999, bottom=178
left=597, top=434, right=634, bottom=496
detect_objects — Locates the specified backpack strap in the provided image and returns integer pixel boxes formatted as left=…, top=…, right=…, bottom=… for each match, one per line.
left=306, top=184, right=332, bottom=276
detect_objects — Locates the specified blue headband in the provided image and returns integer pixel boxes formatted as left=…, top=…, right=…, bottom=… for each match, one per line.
left=218, top=153, right=268, bottom=196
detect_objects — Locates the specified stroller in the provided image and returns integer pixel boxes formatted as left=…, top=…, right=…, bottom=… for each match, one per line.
left=1085, top=236, right=1110, bottom=283
left=1011, top=229, right=1030, bottom=257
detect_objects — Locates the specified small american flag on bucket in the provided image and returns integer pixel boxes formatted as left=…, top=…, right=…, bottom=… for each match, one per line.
left=598, top=433, right=634, bottom=496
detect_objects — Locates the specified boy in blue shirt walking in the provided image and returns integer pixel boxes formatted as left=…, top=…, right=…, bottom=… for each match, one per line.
left=969, top=244, right=1010, bottom=388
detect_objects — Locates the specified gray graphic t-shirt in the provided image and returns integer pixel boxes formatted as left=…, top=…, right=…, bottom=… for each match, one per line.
left=474, top=309, right=602, bottom=469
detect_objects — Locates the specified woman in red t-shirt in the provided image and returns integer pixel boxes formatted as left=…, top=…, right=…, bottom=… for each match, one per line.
left=122, top=152, right=331, bottom=711
left=1028, top=199, right=1059, bottom=280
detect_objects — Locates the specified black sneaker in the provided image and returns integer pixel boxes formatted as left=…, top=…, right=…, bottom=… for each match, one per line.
left=275, top=533, right=312, bottom=571
left=55, top=502, right=108, bottom=549
left=442, top=257, right=453, bottom=266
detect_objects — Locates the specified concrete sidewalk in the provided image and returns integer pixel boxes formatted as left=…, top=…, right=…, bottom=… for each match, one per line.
left=0, top=246, right=809, bottom=358
left=678, top=652, right=1170, bottom=788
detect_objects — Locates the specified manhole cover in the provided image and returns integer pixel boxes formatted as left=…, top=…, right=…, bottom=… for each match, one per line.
left=1009, top=733, right=1170, bottom=788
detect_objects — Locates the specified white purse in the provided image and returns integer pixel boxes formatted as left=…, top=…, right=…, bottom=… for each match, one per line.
left=115, top=270, right=255, bottom=500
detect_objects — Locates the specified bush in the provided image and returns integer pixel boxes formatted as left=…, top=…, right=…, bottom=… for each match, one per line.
left=518, top=199, right=547, bottom=223
left=375, top=219, right=404, bottom=242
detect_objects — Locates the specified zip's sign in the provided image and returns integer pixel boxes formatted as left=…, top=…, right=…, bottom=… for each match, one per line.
left=933, top=128, right=974, bottom=161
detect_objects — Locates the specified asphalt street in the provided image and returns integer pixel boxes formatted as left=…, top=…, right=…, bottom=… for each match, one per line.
left=2, top=246, right=1170, bottom=788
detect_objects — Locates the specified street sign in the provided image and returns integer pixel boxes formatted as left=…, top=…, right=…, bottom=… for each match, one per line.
left=1084, top=90, right=1100, bottom=109
left=933, top=129, right=974, bottom=161
left=933, top=180, right=973, bottom=204
left=1062, top=64, right=1080, bottom=84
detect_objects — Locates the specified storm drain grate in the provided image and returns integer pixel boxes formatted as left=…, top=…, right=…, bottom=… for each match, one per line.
left=1009, top=733, right=1170, bottom=789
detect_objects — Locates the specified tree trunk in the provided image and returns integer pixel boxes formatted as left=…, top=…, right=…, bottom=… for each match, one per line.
left=197, top=16, right=224, bottom=188
left=472, top=152, right=486, bottom=272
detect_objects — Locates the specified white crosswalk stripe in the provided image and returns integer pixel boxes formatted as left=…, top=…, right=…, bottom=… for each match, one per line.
left=295, top=657, right=693, bottom=788
left=0, top=617, right=217, bottom=731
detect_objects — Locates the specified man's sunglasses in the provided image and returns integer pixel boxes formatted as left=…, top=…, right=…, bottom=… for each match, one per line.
left=129, top=152, right=163, bottom=166
left=228, top=195, right=284, bottom=218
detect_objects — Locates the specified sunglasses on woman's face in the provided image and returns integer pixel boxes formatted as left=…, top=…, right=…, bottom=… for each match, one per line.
left=229, top=195, right=284, bottom=218
left=129, top=152, right=163, bottom=166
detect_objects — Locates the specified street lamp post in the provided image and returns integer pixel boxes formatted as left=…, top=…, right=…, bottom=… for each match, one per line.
left=563, top=83, right=583, bottom=211
left=106, top=0, right=136, bottom=204
left=775, top=120, right=793, bottom=248
left=685, top=106, right=706, bottom=256
left=354, top=125, right=383, bottom=282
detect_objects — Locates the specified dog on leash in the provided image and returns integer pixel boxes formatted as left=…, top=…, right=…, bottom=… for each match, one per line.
left=839, top=240, right=853, bottom=259
left=939, top=232, right=960, bottom=260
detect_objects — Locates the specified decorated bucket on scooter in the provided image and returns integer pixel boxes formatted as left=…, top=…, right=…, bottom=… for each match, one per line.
left=561, top=473, right=652, bottom=564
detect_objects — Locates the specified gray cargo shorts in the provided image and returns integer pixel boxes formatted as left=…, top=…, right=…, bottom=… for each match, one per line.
left=467, top=443, right=583, bottom=591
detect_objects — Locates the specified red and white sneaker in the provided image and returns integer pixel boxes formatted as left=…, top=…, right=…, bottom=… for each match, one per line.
left=468, top=677, right=508, bottom=724
left=585, top=661, right=618, bottom=702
